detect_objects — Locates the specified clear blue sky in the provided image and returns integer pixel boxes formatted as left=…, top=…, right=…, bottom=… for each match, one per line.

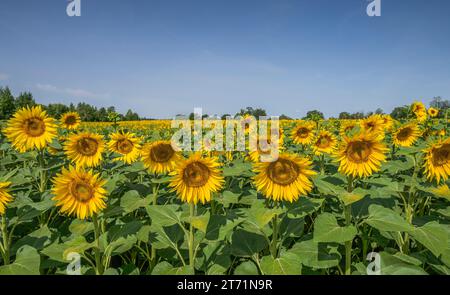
left=1, top=0, right=450, bottom=118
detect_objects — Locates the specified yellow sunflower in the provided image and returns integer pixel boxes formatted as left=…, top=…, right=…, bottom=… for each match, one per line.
left=411, top=101, right=427, bottom=122
left=253, top=153, right=316, bottom=202
left=0, top=182, right=13, bottom=215
left=169, top=153, right=224, bottom=204
left=428, top=107, right=439, bottom=118
left=381, top=115, right=394, bottom=131
left=248, top=136, right=283, bottom=163
left=60, top=112, right=81, bottom=130
left=291, top=121, right=316, bottom=145
left=423, top=138, right=450, bottom=183
left=336, top=131, right=388, bottom=178
left=339, top=120, right=359, bottom=138
left=52, top=166, right=107, bottom=219
left=392, top=122, right=421, bottom=147
left=3, top=106, right=57, bottom=152
left=107, top=131, right=141, bottom=164
left=312, top=130, right=337, bottom=155
left=360, top=115, right=385, bottom=135
left=64, top=132, right=105, bottom=167
left=142, top=140, right=181, bottom=174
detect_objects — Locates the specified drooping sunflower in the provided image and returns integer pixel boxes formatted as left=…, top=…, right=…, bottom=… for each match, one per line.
left=380, top=114, right=394, bottom=131
left=392, top=122, right=422, bottom=147
left=253, top=153, right=316, bottom=202
left=107, top=131, right=141, bottom=164
left=64, top=132, right=105, bottom=167
left=336, top=131, right=388, bottom=178
left=312, top=130, right=337, bottom=155
left=3, top=105, right=57, bottom=152
left=60, top=112, right=81, bottom=130
left=428, top=107, right=439, bottom=118
left=0, top=182, right=13, bottom=215
left=51, top=166, right=107, bottom=219
left=291, top=121, right=316, bottom=145
left=169, top=153, right=224, bottom=204
left=423, top=138, right=450, bottom=183
left=142, top=140, right=181, bottom=174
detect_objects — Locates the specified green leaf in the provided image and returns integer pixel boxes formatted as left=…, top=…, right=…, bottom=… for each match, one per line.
left=409, top=222, right=448, bottom=257
left=0, top=246, right=40, bottom=275
left=365, top=204, right=413, bottom=232
left=289, top=238, right=341, bottom=269
left=378, top=252, right=428, bottom=275
left=234, top=261, right=259, bottom=275
left=120, top=190, right=151, bottom=213
left=230, top=229, right=268, bottom=257
left=313, top=213, right=357, bottom=244
left=152, top=262, right=194, bottom=275
left=260, top=252, right=302, bottom=275
left=146, top=204, right=182, bottom=227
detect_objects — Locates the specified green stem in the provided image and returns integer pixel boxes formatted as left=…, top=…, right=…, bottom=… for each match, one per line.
left=150, top=182, right=158, bottom=268
left=1, top=215, right=9, bottom=265
left=38, top=149, right=47, bottom=193
left=188, top=203, right=195, bottom=269
left=320, top=154, right=325, bottom=175
left=270, top=214, right=279, bottom=258
left=344, top=176, right=354, bottom=275
left=92, top=214, right=104, bottom=275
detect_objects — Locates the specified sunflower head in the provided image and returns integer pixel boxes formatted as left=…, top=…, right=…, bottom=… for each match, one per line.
left=339, top=120, right=359, bottom=138
left=52, top=166, right=107, bottom=219
left=64, top=132, right=105, bottom=167
left=169, top=153, right=224, bottom=204
left=142, top=140, right=181, bottom=174
left=0, top=182, right=13, bottom=215
left=428, top=107, right=439, bottom=118
left=411, top=102, right=427, bottom=122
left=336, top=131, right=388, bottom=178
left=107, top=131, right=141, bottom=164
left=392, top=122, right=421, bottom=147
left=312, top=130, right=337, bottom=155
left=253, top=153, right=316, bottom=202
left=248, top=136, right=282, bottom=163
left=423, top=138, right=450, bottom=183
left=3, top=106, right=57, bottom=152
left=61, top=112, right=81, bottom=130
left=360, top=115, right=385, bottom=135
left=291, top=121, right=316, bottom=145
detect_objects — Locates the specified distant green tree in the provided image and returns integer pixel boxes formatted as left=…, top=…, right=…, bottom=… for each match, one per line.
left=279, top=114, right=292, bottom=120
left=237, top=107, right=267, bottom=118
left=390, top=106, right=409, bottom=119
left=97, top=107, right=109, bottom=122
left=124, top=109, right=139, bottom=121
left=45, top=103, right=70, bottom=118
left=375, top=108, right=384, bottom=114
left=0, top=87, right=16, bottom=120
left=14, top=92, right=35, bottom=109
left=76, top=102, right=98, bottom=121
left=304, top=110, right=324, bottom=120
left=339, top=112, right=351, bottom=119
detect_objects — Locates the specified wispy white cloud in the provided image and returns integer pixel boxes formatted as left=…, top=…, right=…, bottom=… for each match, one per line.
left=36, top=83, right=110, bottom=100
left=0, top=73, right=9, bottom=81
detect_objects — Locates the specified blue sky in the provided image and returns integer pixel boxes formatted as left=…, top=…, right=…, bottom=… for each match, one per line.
left=1, top=0, right=450, bottom=118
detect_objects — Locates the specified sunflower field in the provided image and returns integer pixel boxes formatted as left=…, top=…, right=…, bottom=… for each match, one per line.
left=0, top=102, right=449, bottom=275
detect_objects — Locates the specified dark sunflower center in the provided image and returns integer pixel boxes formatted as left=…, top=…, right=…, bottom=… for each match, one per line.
left=316, top=135, right=332, bottom=148
left=116, top=139, right=134, bottom=154
left=24, top=118, right=46, bottom=137
left=64, top=115, right=77, bottom=125
left=397, top=127, right=413, bottom=141
left=150, top=144, right=174, bottom=163
left=347, top=140, right=372, bottom=163
left=432, top=144, right=450, bottom=166
left=296, top=127, right=310, bottom=138
left=267, top=158, right=299, bottom=186
left=70, top=181, right=93, bottom=202
left=77, top=137, right=99, bottom=156
left=183, top=162, right=210, bottom=187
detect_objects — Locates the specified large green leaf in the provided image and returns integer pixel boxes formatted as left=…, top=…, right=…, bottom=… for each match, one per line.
left=120, top=190, right=152, bottom=213
left=365, top=204, right=413, bottom=232
left=0, top=246, right=40, bottom=275
left=233, top=261, right=259, bottom=275
left=230, top=229, right=268, bottom=257
left=146, top=204, right=182, bottom=227
left=260, top=252, right=302, bottom=275
left=313, top=213, right=357, bottom=244
left=409, top=222, right=448, bottom=258
left=289, top=238, right=341, bottom=269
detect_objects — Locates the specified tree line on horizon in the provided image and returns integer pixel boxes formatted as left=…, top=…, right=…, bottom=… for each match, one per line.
left=0, top=86, right=448, bottom=122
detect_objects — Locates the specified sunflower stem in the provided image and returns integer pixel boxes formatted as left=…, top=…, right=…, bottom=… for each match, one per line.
left=188, top=203, right=195, bottom=269
left=38, top=149, right=47, bottom=193
left=150, top=182, right=158, bottom=268
left=1, top=215, right=9, bottom=265
left=270, top=213, right=279, bottom=259
left=344, top=175, right=354, bottom=275
left=92, top=214, right=104, bottom=275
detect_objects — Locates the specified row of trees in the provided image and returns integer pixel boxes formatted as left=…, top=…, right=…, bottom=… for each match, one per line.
left=0, top=87, right=141, bottom=121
